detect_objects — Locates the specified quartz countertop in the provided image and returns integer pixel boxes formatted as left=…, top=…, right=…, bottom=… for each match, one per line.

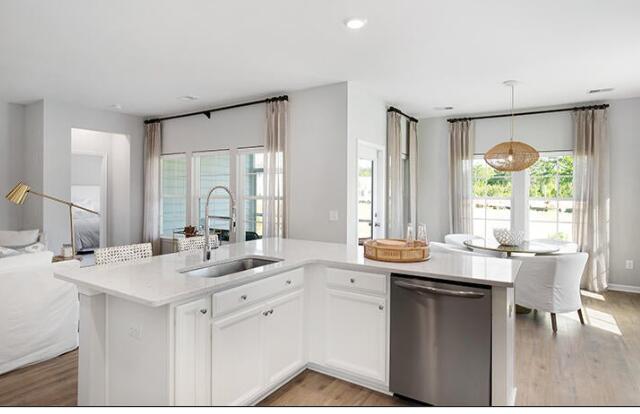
left=54, top=238, right=520, bottom=307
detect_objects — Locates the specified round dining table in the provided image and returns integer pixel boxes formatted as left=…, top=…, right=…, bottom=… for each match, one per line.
left=463, top=239, right=560, bottom=257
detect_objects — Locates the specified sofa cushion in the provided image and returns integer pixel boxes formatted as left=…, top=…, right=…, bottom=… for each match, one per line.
left=0, top=230, right=40, bottom=248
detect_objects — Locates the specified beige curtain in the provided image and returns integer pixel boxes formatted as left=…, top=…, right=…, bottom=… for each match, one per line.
left=387, top=111, right=404, bottom=238
left=264, top=99, right=288, bottom=238
left=142, top=123, right=162, bottom=254
left=408, top=120, right=418, bottom=235
left=449, top=120, right=474, bottom=234
left=573, top=108, right=609, bottom=292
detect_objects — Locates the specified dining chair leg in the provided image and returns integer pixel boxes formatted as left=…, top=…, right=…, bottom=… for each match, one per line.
left=550, top=313, right=558, bottom=333
left=577, top=309, right=585, bottom=325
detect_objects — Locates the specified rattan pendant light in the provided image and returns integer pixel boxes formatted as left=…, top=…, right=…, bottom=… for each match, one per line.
left=484, top=81, right=539, bottom=172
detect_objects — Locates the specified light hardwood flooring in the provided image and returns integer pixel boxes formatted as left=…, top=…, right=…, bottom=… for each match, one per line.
left=1, top=291, right=639, bottom=406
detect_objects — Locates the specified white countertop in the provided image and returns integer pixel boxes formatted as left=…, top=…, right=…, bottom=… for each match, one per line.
left=54, top=238, right=520, bottom=307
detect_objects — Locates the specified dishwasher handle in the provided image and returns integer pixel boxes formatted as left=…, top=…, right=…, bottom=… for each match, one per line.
left=394, top=280, right=486, bottom=299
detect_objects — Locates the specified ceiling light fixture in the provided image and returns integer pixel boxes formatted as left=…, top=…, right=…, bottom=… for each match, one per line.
left=587, top=88, right=614, bottom=94
left=435, top=106, right=454, bottom=111
left=344, top=17, right=367, bottom=30
left=484, top=81, right=539, bottom=172
left=109, top=104, right=122, bottom=110
left=179, top=95, right=199, bottom=101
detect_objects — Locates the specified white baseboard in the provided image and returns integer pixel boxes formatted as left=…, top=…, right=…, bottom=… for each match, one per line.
left=608, top=284, right=640, bottom=294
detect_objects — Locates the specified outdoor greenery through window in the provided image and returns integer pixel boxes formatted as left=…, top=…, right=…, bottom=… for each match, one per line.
left=472, top=158, right=512, bottom=242
left=528, top=154, right=574, bottom=241
left=160, top=154, right=187, bottom=237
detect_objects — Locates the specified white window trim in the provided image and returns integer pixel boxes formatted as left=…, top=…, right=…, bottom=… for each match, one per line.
left=191, top=149, right=234, bottom=234
left=237, top=147, right=265, bottom=240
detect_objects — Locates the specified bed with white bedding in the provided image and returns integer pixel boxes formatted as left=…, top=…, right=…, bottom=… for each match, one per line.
left=71, top=185, right=102, bottom=252
left=0, top=251, right=79, bottom=374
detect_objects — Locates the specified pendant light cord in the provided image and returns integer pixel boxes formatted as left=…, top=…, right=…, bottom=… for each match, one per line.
left=510, top=83, right=515, bottom=142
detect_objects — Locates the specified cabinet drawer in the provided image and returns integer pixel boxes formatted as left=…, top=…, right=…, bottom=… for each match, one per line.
left=213, top=268, right=304, bottom=316
left=326, top=268, right=387, bottom=295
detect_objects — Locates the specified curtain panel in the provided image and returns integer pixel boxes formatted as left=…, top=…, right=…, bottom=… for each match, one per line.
left=408, top=120, right=418, bottom=236
left=142, top=122, right=162, bottom=254
left=387, top=111, right=404, bottom=238
left=448, top=120, right=474, bottom=235
left=263, top=99, right=288, bottom=238
left=573, top=108, right=609, bottom=292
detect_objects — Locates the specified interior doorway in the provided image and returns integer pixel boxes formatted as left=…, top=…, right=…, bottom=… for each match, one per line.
left=357, top=142, right=385, bottom=244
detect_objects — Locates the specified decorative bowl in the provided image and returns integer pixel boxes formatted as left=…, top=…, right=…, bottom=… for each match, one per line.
left=493, top=228, right=525, bottom=246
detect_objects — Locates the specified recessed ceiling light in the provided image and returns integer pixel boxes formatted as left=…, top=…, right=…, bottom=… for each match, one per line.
left=179, top=95, right=199, bottom=101
left=109, top=104, right=122, bottom=110
left=435, top=106, right=454, bottom=111
left=344, top=17, right=367, bottom=30
left=587, top=88, right=614, bottom=94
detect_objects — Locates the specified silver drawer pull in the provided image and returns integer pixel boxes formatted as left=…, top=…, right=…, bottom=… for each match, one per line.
left=350, top=278, right=356, bottom=284
left=240, top=294, right=248, bottom=301
left=286, top=280, right=292, bottom=285
left=200, top=308, right=208, bottom=315
left=269, top=309, right=274, bottom=315
left=263, top=310, right=270, bottom=316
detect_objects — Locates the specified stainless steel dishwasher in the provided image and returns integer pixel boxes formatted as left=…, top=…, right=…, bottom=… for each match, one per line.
left=390, top=274, right=492, bottom=406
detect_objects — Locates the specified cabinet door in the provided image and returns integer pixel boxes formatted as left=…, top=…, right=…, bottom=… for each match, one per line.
left=175, top=297, right=211, bottom=406
left=212, top=303, right=265, bottom=406
left=325, top=289, right=387, bottom=383
left=264, top=289, right=305, bottom=386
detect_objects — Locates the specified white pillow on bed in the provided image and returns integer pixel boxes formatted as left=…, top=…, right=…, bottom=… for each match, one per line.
left=0, top=230, right=40, bottom=248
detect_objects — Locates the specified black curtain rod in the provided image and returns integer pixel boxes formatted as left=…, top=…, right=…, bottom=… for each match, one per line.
left=144, top=95, right=289, bottom=124
left=447, top=103, right=609, bottom=123
left=387, top=106, right=419, bottom=123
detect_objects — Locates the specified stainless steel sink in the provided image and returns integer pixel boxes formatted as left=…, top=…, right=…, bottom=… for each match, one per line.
left=181, top=257, right=282, bottom=278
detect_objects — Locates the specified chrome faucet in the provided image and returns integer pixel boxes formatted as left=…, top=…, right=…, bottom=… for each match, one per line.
left=203, top=185, right=236, bottom=261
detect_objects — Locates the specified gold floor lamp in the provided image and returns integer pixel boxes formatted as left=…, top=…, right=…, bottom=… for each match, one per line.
left=5, top=181, right=100, bottom=256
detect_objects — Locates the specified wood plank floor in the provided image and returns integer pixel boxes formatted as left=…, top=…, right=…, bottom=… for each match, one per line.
left=1, top=290, right=639, bottom=406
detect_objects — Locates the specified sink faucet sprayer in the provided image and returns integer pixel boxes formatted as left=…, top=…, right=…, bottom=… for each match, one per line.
left=203, top=185, right=236, bottom=261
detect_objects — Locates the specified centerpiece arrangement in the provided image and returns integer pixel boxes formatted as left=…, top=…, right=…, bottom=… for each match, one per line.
left=493, top=228, right=525, bottom=246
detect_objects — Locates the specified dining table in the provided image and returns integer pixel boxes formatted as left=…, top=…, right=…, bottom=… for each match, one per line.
left=463, top=239, right=560, bottom=257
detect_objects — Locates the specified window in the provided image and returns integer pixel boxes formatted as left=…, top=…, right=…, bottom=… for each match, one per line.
left=473, top=158, right=512, bottom=243
left=160, top=154, right=187, bottom=237
left=241, top=151, right=264, bottom=240
left=357, top=159, right=374, bottom=242
left=193, top=151, right=231, bottom=231
left=528, top=153, right=574, bottom=241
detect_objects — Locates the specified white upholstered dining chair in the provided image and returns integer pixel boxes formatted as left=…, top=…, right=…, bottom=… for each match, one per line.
left=514, top=252, right=589, bottom=333
left=94, top=242, right=153, bottom=265
left=175, top=235, right=219, bottom=252
left=444, top=233, right=483, bottom=249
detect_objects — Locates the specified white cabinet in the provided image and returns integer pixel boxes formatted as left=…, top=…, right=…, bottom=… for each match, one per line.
left=324, top=288, right=387, bottom=383
left=174, top=297, right=212, bottom=406
left=212, top=303, right=265, bottom=406
left=264, top=290, right=304, bottom=386
left=211, top=289, right=305, bottom=406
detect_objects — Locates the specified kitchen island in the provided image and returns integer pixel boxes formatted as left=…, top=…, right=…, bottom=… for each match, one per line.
left=55, top=238, right=520, bottom=406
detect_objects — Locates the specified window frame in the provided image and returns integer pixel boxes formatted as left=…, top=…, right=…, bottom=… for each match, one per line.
left=472, top=155, right=515, bottom=242
left=191, top=149, right=233, bottom=233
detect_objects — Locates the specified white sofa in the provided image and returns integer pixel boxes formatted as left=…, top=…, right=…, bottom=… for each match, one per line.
left=0, top=251, right=79, bottom=374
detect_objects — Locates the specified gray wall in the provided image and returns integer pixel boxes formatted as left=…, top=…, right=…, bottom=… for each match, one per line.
left=0, top=101, right=25, bottom=230
left=417, top=97, right=640, bottom=289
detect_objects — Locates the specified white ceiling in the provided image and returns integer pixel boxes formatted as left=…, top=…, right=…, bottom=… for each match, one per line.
left=1, top=0, right=639, bottom=118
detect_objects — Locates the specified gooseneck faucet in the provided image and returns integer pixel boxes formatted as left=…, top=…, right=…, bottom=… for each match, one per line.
left=203, top=185, right=236, bottom=261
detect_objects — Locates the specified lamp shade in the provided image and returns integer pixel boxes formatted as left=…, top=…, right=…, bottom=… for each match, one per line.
left=484, top=141, right=539, bottom=172
left=5, top=182, right=31, bottom=205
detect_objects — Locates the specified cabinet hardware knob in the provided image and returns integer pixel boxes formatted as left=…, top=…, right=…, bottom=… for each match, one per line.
left=269, top=309, right=274, bottom=315
left=240, top=294, right=248, bottom=301
left=350, top=278, right=355, bottom=283
left=286, top=280, right=292, bottom=285
left=378, top=305, right=384, bottom=310
left=263, top=311, right=269, bottom=316
left=200, top=309, right=208, bottom=314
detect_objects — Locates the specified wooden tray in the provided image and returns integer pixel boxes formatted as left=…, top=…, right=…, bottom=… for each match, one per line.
left=364, top=239, right=430, bottom=263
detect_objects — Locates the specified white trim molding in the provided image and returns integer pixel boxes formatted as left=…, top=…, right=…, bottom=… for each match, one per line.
left=608, top=284, right=640, bottom=294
